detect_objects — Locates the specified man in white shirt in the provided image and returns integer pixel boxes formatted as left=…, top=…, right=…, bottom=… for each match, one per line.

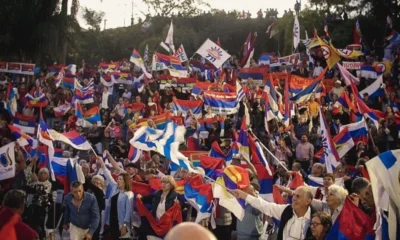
left=232, top=186, right=315, bottom=240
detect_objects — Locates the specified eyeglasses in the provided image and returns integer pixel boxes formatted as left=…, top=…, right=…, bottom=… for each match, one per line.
left=310, top=222, right=323, bottom=228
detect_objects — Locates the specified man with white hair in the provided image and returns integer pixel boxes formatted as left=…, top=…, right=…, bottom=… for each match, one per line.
left=232, top=186, right=316, bottom=240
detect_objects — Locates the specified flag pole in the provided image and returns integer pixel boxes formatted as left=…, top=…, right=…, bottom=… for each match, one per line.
left=363, top=116, right=378, bottom=153
left=248, top=129, right=290, bottom=172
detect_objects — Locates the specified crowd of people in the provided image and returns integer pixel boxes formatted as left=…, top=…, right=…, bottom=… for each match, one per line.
left=0, top=45, right=398, bottom=240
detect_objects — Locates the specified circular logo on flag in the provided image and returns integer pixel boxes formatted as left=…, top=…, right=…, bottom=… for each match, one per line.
left=321, top=46, right=331, bottom=59
left=0, top=148, right=12, bottom=168
left=376, top=63, right=385, bottom=73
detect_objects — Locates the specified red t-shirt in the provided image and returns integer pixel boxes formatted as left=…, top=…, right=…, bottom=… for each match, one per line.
left=0, top=207, right=38, bottom=240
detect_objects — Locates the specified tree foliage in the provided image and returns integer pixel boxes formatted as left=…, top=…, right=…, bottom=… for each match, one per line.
left=142, top=0, right=210, bottom=17
left=1, top=0, right=400, bottom=66
left=82, top=7, right=105, bottom=30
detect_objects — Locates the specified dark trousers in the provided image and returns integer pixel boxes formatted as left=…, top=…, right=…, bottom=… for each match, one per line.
left=298, top=160, right=311, bottom=172
left=211, top=224, right=232, bottom=240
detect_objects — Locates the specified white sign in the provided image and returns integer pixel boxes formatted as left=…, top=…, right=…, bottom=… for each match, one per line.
left=174, top=44, right=188, bottom=62
left=195, top=39, right=231, bottom=68
left=342, top=61, right=362, bottom=70
left=0, top=142, right=15, bottom=181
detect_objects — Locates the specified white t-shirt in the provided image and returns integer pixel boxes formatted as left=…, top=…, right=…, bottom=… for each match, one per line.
left=156, top=197, right=166, bottom=220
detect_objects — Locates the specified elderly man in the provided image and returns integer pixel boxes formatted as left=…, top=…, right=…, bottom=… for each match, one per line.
left=232, top=186, right=316, bottom=240
left=64, top=181, right=100, bottom=240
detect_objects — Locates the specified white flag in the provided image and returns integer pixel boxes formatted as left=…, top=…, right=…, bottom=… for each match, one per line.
left=165, top=20, right=175, bottom=53
left=293, top=16, right=300, bottom=49
left=0, top=142, right=15, bottom=181
left=243, top=48, right=254, bottom=68
left=152, top=54, right=168, bottom=71
left=195, top=39, right=231, bottom=68
left=174, top=44, right=188, bottom=62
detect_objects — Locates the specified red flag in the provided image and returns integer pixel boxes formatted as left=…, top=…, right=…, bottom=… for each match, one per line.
left=361, top=167, right=370, bottom=180
left=149, top=178, right=162, bottom=191
left=136, top=198, right=182, bottom=236
left=353, top=25, right=361, bottom=44
left=289, top=171, right=304, bottom=189
left=131, top=181, right=152, bottom=196
left=273, top=185, right=286, bottom=204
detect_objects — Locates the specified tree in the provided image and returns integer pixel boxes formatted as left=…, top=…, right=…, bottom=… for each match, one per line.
left=82, top=7, right=105, bottom=30
left=142, top=0, right=210, bottom=17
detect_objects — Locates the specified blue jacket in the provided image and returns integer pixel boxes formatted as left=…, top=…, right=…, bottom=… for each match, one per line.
left=64, top=191, right=100, bottom=235
left=102, top=168, right=133, bottom=229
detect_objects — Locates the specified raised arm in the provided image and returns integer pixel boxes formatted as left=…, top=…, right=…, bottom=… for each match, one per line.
left=104, top=150, right=126, bottom=174
left=97, top=156, right=117, bottom=187
left=231, top=189, right=288, bottom=220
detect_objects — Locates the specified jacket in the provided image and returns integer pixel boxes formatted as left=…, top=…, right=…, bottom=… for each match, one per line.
left=102, top=168, right=133, bottom=229
left=141, top=190, right=180, bottom=218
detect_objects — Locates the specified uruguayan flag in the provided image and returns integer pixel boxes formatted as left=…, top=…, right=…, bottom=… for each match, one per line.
left=130, top=121, right=196, bottom=172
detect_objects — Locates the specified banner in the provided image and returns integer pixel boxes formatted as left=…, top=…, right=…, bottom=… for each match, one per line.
left=0, top=62, right=35, bottom=75
left=171, top=98, right=203, bottom=118
left=342, top=61, right=362, bottom=70
left=159, top=76, right=197, bottom=90
left=0, top=142, right=16, bottom=181
left=204, top=91, right=238, bottom=115
left=195, top=39, right=231, bottom=68
left=174, top=44, right=188, bottom=62
left=240, top=66, right=269, bottom=85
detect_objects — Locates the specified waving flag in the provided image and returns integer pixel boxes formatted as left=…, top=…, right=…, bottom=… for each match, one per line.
left=73, top=88, right=94, bottom=104
left=174, top=44, right=188, bottom=62
left=248, top=134, right=272, bottom=175
left=130, top=120, right=196, bottom=172
left=326, top=198, right=375, bottom=240
left=290, top=80, right=321, bottom=103
left=99, top=63, right=119, bottom=73
left=25, top=93, right=48, bottom=107
left=53, top=103, right=71, bottom=117
left=204, top=91, right=238, bottom=115
left=48, top=129, right=92, bottom=150
left=317, top=36, right=340, bottom=69
left=339, top=120, right=368, bottom=144
left=334, top=91, right=358, bottom=113
left=337, top=63, right=360, bottom=85
left=130, top=49, right=152, bottom=79
left=48, top=64, right=64, bottom=73
left=164, top=20, right=175, bottom=53
left=136, top=198, right=182, bottom=237
left=350, top=81, right=380, bottom=128
left=315, top=126, right=354, bottom=161
left=75, top=103, right=101, bottom=127
left=212, top=165, right=250, bottom=220
left=195, top=39, right=231, bottom=68
left=110, top=72, right=133, bottom=85
left=8, top=125, right=37, bottom=148
left=366, top=150, right=400, bottom=240
left=169, top=56, right=188, bottom=78
left=209, top=141, right=237, bottom=164
left=200, top=156, right=223, bottom=178
left=171, top=98, right=203, bottom=118
left=37, top=120, right=56, bottom=179
left=13, top=113, right=36, bottom=134
left=359, top=75, right=384, bottom=100
left=184, top=175, right=213, bottom=222
left=293, top=16, right=300, bottom=49
left=319, top=108, right=340, bottom=173
left=242, top=33, right=252, bottom=57
left=0, top=142, right=16, bottom=181
left=62, top=74, right=76, bottom=90
left=128, top=145, right=141, bottom=163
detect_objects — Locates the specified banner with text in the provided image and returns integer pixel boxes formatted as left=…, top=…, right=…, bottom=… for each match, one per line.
left=0, top=62, right=35, bottom=75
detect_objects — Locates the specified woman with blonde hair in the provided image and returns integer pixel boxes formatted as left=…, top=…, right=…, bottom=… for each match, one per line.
left=137, top=175, right=182, bottom=239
